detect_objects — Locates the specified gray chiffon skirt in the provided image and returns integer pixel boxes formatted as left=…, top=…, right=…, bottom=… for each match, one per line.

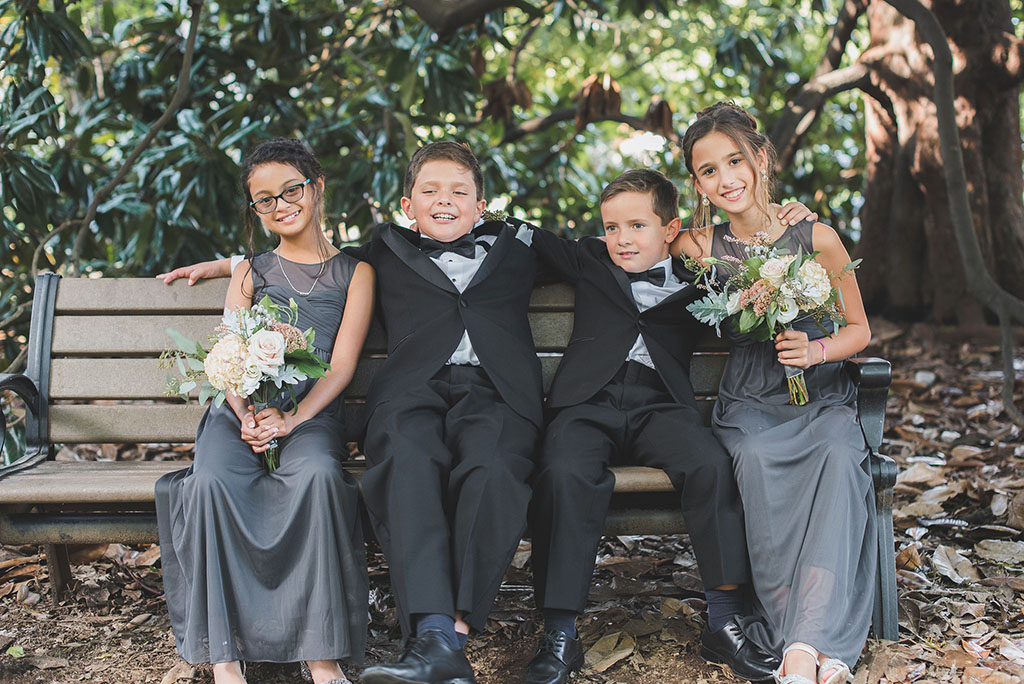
left=155, top=395, right=368, bottom=665
left=713, top=340, right=876, bottom=667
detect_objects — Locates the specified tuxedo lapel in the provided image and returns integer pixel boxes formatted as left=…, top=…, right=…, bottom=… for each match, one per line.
left=380, top=224, right=459, bottom=294
left=466, top=223, right=513, bottom=289
left=599, top=252, right=639, bottom=310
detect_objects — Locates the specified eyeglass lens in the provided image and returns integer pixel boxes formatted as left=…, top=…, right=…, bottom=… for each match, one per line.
left=252, top=182, right=306, bottom=214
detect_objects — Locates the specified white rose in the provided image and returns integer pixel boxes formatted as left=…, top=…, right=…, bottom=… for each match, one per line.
left=796, top=260, right=832, bottom=306
left=759, top=258, right=789, bottom=286
left=777, top=297, right=800, bottom=324
left=240, top=355, right=263, bottom=397
left=248, top=329, right=285, bottom=376
left=726, top=290, right=742, bottom=315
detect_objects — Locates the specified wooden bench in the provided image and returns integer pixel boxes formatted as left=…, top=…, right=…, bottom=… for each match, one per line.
left=0, top=273, right=897, bottom=640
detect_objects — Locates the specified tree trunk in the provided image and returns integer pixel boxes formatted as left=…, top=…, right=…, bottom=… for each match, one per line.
left=856, top=0, right=1024, bottom=323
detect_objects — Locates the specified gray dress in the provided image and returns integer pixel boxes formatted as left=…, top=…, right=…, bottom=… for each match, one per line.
left=710, top=221, right=876, bottom=667
left=155, top=251, right=368, bottom=665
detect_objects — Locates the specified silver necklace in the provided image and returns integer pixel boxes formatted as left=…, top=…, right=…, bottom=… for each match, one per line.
left=276, top=250, right=326, bottom=296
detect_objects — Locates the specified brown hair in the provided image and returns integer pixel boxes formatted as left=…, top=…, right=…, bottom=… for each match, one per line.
left=403, top=141, right=484, bottom=199
left=240, top=138, right=330, bottom=298
left=599, top=169, right=679, bottom=225
left=681, top=101, right=778, bottom=228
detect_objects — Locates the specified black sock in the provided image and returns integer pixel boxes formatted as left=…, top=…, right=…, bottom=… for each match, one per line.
left=543, top=608, right=579, bottom=638
left=705, top=588, right=744, bottom=631
left=414, top=613, right=461, bottom=650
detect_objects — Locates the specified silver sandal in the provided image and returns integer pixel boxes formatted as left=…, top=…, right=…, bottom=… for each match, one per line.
left=818, top=658, right=852, bottom=684
left=299, top=661, right=352, bottom=684
left=773, top=643, right=819, bottom=684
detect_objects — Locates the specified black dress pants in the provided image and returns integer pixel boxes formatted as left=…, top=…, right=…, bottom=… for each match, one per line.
left=361, top=365, right=538, bottom=635
left=530, top=361, right=749, bottom=613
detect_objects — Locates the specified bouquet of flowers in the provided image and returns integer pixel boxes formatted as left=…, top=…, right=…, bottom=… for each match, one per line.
left=684, top=231, right=859, bottom=405
left=161, top=296, right=330, bottom=472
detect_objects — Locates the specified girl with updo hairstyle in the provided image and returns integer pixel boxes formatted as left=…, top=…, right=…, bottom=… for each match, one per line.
left=677, top=102, right=874, bottom=684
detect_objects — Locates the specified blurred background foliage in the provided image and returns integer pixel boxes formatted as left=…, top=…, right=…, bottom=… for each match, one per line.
left=1, top=0, right=877, bottom=374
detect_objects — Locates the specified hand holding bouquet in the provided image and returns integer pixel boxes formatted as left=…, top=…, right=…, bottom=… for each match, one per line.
left=685, top=231, right=859, bottom=405
left=161, top=296, right=330, bottom=471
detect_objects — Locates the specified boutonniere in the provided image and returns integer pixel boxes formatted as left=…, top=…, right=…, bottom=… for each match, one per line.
left=481, top=209, right=509, bottom=222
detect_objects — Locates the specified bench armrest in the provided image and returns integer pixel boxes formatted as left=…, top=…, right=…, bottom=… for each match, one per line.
left=844, top=357, right=890, bottom=452
left=0, top=373, right=44, bottom=479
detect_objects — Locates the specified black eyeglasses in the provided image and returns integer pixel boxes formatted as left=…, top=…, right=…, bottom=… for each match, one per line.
left=249, top=179, right=312, bottom=214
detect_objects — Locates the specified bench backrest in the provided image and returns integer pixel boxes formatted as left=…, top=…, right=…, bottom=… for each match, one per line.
left=28, top=275, right=727, bottom=446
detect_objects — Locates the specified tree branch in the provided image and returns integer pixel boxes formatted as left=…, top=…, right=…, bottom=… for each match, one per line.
left=884, top=0, right=1024, bottom=425
left=68, top=0, right=204, bottom=276
left=771, top=0, right=868, bottom=167
left=402, top=0, right=527, bottom=35
left=771, top=63, right=871, bottom=165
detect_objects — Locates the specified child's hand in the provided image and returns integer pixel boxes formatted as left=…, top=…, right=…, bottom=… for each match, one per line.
left=252, top=406, right=299, bottom=451
left=776, top=202, right=818, bottom=227
left=156, top=260, right=221, bottom=285
left=775, top=329, right=820, bottom=369
left=239, top=408, right=278, bottom=451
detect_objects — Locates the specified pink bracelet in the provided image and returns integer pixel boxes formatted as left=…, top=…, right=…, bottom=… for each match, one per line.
left=817, top=339, right=827, bottom=364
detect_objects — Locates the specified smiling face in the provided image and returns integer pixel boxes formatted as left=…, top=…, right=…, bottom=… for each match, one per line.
left=400, top=159, right=486, bottom=242
left=247, top=161, right=320, bottom=239
left=600, top=190, right=680, bottom=273
left=690, top=130, right=767, bottom=220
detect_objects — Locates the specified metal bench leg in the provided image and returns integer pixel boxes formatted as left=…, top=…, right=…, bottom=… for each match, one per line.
left=871, top=454, right=898, bottom=640
left=45, top=543, right=72, bottom=604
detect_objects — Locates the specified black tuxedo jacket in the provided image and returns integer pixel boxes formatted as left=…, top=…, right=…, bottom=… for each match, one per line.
left=345, top=221, right=544, bottom=427
left=528, top=225, right=705, bottom=410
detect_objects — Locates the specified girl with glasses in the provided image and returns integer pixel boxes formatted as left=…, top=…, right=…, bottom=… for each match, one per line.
left=156, top=139, right=375, bottom=684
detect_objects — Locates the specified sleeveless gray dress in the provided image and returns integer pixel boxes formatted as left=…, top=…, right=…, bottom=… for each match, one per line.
left=710, top=221, right=876, bottom=667
left=155, top=251, right=368, bottom=665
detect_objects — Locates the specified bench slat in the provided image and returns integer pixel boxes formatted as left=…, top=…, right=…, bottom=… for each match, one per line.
left=49, top=355, right=726, bottom=400
left=0, top=461, right=189, bottom=505
left=55, top=278, right=229, bottom=313
left=53, top=278, right=577, bottom=313
left=51, top=312, right=575, bottom=355
left=0, top=461, right=674, bottom=506
left=49, top=404, right=207, bottom=443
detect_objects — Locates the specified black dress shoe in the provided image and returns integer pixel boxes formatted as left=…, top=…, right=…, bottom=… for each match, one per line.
left=700, top=617, right=780, bottom=682
left=522, top=629, right=584, bottom=684
left=361, top=631, right=477, bottom=684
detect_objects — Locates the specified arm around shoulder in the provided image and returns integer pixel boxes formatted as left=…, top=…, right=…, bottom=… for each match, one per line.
left=671, top=226, right=713, bottom=260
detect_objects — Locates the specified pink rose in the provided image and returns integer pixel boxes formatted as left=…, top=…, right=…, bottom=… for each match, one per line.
left=248, top=329, right=285, bottom=376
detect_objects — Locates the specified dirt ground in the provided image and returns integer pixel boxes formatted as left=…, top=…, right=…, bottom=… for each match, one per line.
left=2, top=321, right=1024, bottom=684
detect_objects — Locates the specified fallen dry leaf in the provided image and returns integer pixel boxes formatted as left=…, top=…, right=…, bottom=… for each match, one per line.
left=933, top=545, right=981, bottom=584
left=998, top=637, right=1024, bottom=666
left=585, top=631, right=636, bottom=673
left=975, top=539, right=1024, bottom=565
left=159, top=662, right=195, bottom=684
left=962, top=665, right=1019, bottom=684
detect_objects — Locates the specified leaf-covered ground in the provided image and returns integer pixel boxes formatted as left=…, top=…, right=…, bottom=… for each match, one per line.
left=1, top=322, right=1022, bottom=684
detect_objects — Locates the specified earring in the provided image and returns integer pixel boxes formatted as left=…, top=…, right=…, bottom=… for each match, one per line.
left=701, top=193, right=709, bottom=207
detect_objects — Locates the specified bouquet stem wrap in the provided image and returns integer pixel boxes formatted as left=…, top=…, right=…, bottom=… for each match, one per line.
left=784, top=363, right=809, bottom=405
left=253, top=388, right=280, bottom=473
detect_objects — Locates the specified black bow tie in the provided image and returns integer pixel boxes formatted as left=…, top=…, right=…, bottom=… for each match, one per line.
left=626, top=266, right=667, bottom=287
left=420, top=234, right=478, bottom=259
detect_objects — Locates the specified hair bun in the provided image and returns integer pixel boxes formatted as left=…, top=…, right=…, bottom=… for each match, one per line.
left=695, top=101, right=759, bottom=131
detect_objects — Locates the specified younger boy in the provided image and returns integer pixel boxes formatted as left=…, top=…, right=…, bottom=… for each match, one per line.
left=518, top=169, right=781, bottom=684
